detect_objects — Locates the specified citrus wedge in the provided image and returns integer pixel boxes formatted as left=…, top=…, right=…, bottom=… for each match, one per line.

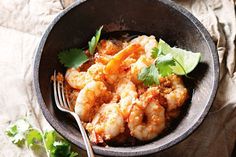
left=158, top=39, right=201, bottom=75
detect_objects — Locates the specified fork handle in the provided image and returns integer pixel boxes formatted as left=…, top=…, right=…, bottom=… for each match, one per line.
left=72, top=112, right=95, bottom=157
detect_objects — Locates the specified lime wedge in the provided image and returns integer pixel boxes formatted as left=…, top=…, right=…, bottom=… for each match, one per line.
left=158, top=39, right=201, bottom=75
left=170, top=47, right=201, bottom=75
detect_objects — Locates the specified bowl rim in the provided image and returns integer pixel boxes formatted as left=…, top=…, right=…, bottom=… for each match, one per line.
left=33, top=0, right=219, bottom=156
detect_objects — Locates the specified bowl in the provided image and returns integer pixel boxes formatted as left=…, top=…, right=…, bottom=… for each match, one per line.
left=33, top=0, right=219, bottom=156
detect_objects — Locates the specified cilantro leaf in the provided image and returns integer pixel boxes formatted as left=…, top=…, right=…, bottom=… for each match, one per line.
left=52, top=141, right=71, bottom=157
left=58, top=48, right=89, bottom=68
left=5, top=119, right=31, bottom=147
left=25, top=128, right=47, bottom=155
left=151, top=47, right=163, bottom=59
left=44, top=130, right=56, bottom=151
left=44, top=130, right=77, bottom=157
left=26, top=129, right=43, bottom=148
left=156, top=53, right=176, bottom=77
left=6, top=125, right=17, bottom=137
left=138, top=64, right=159, bottom=86
left=88, top=26, right=103, bottom=55
left=6, top=119, right=79, bottom=157
left=11, top=133, right=25, bottom=146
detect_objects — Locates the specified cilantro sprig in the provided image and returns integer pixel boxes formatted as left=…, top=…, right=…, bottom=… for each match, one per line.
left=138, top=48, right=177, bottom=86
left=138, top=39, right=201, bottom=86
left=5, top=119, right=78, bottom=157
left=58, top=26, right=103, bottom=68
left=5, top=119, right=30, bottom=147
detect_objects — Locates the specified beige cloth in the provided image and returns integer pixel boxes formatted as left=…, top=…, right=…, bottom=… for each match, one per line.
left=0, top=0, right=235, bottom=157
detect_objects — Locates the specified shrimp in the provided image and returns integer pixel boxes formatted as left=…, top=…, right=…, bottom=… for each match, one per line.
left=130, top=55, right=153, bottom=84
left=119, top=57, right=137, bottom=74
left=97, top=40, right=122, bottom=55
left=87, top=62, right=122, bottom=85
left=130, top=35, right=158, bottom=58
left=128, top=88, right=166, bottom=141
left=65, top=68, right=92, bottom=90
left=95, top=40, right=123, bottom=65
left=87, top=63, right=105, bottom=82
left=139, top=86, right=167, bottom=108
left=86, top=103, right=125, bottom=144
left=74, top=80, right=108, bottom=122
left=104, top=43, right=143, bottom=74
left=160, top=75, right=188, bottom=111
left=116, top=78, right=138, bottom=119
left=128, top=99, right=165, bottom=141
left=94, top=53, right=113, bottom=65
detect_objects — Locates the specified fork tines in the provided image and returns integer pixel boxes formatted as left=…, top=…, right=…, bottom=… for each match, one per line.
left=53, top=71, right=71, bottom=111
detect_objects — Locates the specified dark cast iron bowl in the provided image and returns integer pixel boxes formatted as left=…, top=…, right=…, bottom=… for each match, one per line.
left=33, top=0, right=219, bottom=156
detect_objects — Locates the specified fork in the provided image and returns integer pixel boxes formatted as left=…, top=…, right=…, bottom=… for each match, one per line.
left=53, top=71, right=95, bottom=157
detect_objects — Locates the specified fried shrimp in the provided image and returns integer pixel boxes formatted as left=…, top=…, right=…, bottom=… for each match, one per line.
left=128, top=100, right=165, bottom=141
left=87, top=63, right=105, bottom=82
left=95, top=40, right=123, bottom=65
left=97, top=40, right=122, bottom=55
left=161, top=75, right=188, bottom=111
left=65, top=68, right=92, bottom=90
left=86, top=103, right=125, bottom=144
left=105, top=43, right=143, bottom=74
left=74, top=80, right=108, bottom=122
left=87, top=62, right=120, bottom=84
left=116, top=78, right=138, bottom=119
left=130, top=35, right=158, bottom=58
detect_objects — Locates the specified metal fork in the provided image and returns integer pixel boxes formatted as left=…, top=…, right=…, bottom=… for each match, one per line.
left=53, top=71, right=95, bottom=157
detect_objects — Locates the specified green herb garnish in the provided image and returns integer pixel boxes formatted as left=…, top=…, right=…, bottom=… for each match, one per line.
left=58, top=48, right=89, bottom=68
left=44, top=131, right=78, bottom=157
left=5, top=118, right=78, bottom=157
left=5, top=119, right=30, bottom=147
left=156, top=53, right=176, bottom=77
left=138, top=64, right=159, bottom=86
left=58, top=26, right=103, bottom=68
left=88, top=26, right=103, bottom=55
left=138, top=39, right=201, bottom=86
